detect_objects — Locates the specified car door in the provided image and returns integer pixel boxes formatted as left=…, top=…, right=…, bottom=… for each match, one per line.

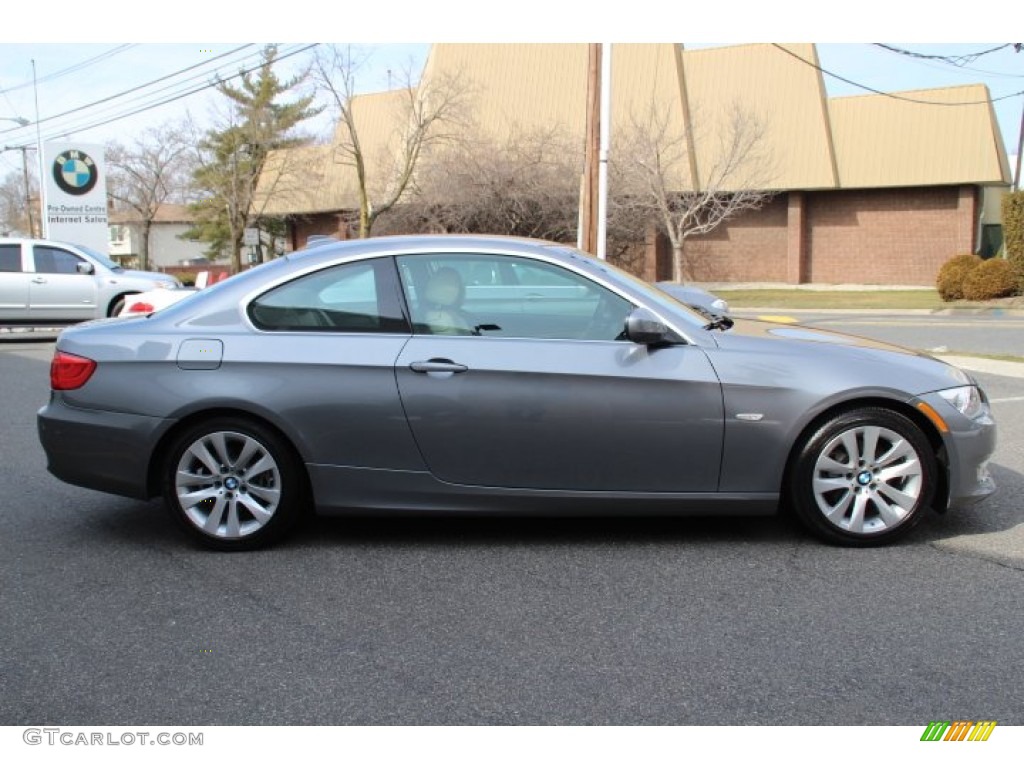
left=0, top=242, right=30, bottom=321
left=27, top=244, right=99, bottom=320
left=394, top=252, right=724, bottom=493
left=245, top=256, right=421, bottom=473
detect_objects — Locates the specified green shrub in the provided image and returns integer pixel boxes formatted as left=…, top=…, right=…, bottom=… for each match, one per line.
left=961, top=258, right=1019, bottom=301
left=1004, top=191, right=1024, bottom=292
left=936, top=254, right=982, bottom=301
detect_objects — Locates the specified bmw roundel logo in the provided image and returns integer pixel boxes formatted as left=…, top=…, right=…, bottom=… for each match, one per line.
left=52, top=149, right=99, bottom=196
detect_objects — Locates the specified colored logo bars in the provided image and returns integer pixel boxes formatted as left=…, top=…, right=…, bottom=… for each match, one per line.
left=920, top=721, right=997, bottom=742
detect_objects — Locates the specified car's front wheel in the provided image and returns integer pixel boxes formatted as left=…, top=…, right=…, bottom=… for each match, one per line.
left=162, top=418, right=305, bottom=550
left=789, top=407, right=938, bottom=546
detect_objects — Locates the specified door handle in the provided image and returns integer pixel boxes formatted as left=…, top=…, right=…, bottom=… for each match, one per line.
left=409, top=359, right=468, bottom=374
left=31, top=277, right=47, bottom=284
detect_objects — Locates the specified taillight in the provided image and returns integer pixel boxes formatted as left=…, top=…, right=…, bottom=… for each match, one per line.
left=126, top=301, right=155, bottom=314
left=51, top=351, right=97, bottom=390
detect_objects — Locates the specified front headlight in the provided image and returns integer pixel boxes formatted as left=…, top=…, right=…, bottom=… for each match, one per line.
left=938, top=385, right=986, bottom=420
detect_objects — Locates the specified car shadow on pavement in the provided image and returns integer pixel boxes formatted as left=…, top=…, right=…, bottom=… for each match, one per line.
left=78, top=462, right=1020, bottom=555
left=292, top=511, right=802, bottom=551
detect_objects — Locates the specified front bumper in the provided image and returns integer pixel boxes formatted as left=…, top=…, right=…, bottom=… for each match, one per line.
left=916, top=392, right=997, bottom=510
left=37, top=396, right=171, bottom=500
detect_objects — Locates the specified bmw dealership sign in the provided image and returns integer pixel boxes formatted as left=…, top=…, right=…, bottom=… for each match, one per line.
left=43, top=142, right=109, bottom=254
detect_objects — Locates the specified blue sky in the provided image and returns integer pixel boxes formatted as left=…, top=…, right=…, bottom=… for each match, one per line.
left=1, top=4, right=1021, bottom=180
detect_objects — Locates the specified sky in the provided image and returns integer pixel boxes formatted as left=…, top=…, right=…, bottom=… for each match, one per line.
left=1, top=2, right=1022, bottom=182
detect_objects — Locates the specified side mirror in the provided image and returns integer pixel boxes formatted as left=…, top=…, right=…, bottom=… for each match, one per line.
left=76, top=262, right=95, bottom=275
left=624, top=307, right=675, bottom=345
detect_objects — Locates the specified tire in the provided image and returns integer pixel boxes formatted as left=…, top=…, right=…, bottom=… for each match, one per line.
left=162, top=417, right=305, bottom=550
left=108, top=294, right=130, bottom=317
left=788, top=407, right=937, bottom=546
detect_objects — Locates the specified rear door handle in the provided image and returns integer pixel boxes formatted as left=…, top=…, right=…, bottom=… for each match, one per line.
left=31, top=277, right=47, bottom=284
left=409, top=359, right=468, bottom=374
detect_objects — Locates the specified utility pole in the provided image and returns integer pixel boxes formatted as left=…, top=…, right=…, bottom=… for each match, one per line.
left=32, top=59, right=47, bottom=238
left=1015, top=96, right=1023, bottom=191
left=596, top=43, right=611, bottom=261
left=580, top=43, right=601, bottom=255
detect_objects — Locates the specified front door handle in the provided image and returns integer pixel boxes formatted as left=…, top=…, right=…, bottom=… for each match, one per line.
left=31, top=277, right=47, bottom=284
left=409, top=359, right=468, bottom=374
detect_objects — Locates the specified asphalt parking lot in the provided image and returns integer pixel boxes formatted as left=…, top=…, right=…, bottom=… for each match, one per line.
left=1, top=340, right=1022, bottom=725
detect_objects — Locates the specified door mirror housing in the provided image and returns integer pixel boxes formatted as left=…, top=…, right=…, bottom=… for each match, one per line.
left=76, top=262, right=95, bottom=275
left=624, top=307, right=678, bottom=346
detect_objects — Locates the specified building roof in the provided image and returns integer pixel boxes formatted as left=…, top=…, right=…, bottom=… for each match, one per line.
left=829, top=84, right=1011, bottom=188
left=254, top=43, right=1012, bottom=216
left=256, top=89, right=412, bottom=216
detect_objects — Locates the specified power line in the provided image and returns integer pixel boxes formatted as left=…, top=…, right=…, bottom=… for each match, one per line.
left=14, top=45, right=257, bottom=133
left=772, top=44, right=1024, bottom=106
left=29, top=44, right=319, bottom=142
left=873, top=43, right=1014, bottom=66
left=872, top=43, right=1024, bottom=79
left=0, top=45, right=138, bottom=94
left=0, top=44, right=318, bottom=145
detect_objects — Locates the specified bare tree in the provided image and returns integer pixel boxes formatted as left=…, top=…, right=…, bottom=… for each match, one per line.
left=106, top=122, right=194, bottom=270
left=312, top=45, right=471, bottom=238
left=613, top=101, right=776, bottom=282
left=379, top=126, right=580, bottom=241
left=0, top=166, right=38, bottom=237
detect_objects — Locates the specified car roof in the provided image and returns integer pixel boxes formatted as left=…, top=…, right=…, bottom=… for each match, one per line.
left=0, top=236, right=91, bottom=249
left=291, top=234, right=570, bottom=260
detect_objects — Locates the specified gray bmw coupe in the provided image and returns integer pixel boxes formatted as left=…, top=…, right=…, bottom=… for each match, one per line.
left=38, top=235, right=996, bottom=550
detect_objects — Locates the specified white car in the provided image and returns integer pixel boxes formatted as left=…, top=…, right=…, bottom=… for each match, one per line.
left=0, top=237, right=180, bottom=323
left=117, top=286, right=198, bottom=317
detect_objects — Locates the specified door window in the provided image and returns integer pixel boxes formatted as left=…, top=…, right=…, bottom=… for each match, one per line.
left=32, top=246, right=88, bottom=275
left=0, top=244, right=21, bottom=272
left=248, top=258, right=408, bottom=333
left=396, top=254, right=634, bottom=341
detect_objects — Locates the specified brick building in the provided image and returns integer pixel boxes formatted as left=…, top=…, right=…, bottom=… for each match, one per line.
left=254, top=44, right=1012, bottom=285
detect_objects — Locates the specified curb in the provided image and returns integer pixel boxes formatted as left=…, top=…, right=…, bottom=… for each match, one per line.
left=936, top=355, right=1024, bottom=380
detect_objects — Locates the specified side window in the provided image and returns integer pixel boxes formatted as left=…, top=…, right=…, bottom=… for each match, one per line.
left=395, top=253, right=634, bottom=341
left=248, top=258, right=409, bottom=333
left=0, top=244, right=22, bottom=273
left=33, top=246, right=88, bottom=275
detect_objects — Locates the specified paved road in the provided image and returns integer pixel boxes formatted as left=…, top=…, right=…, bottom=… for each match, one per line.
left=733, top=310, right=1024, bottom=359
left=1, top=342, right=1022, bottom=726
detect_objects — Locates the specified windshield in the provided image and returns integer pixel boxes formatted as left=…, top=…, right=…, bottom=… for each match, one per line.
left=549, top=245, right=709, bottom=324
left=77, top=243, right=124, bottom=272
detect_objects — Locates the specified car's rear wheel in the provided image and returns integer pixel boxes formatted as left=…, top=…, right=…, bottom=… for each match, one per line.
left=162, top=418, right=304, bottom=550
left=789, top=407, right=937, bottom=546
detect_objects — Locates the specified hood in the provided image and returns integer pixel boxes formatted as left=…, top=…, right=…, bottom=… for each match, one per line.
left=709, top=317, right=973, bottom=394
left=729, top=317, right=924, bottom=354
